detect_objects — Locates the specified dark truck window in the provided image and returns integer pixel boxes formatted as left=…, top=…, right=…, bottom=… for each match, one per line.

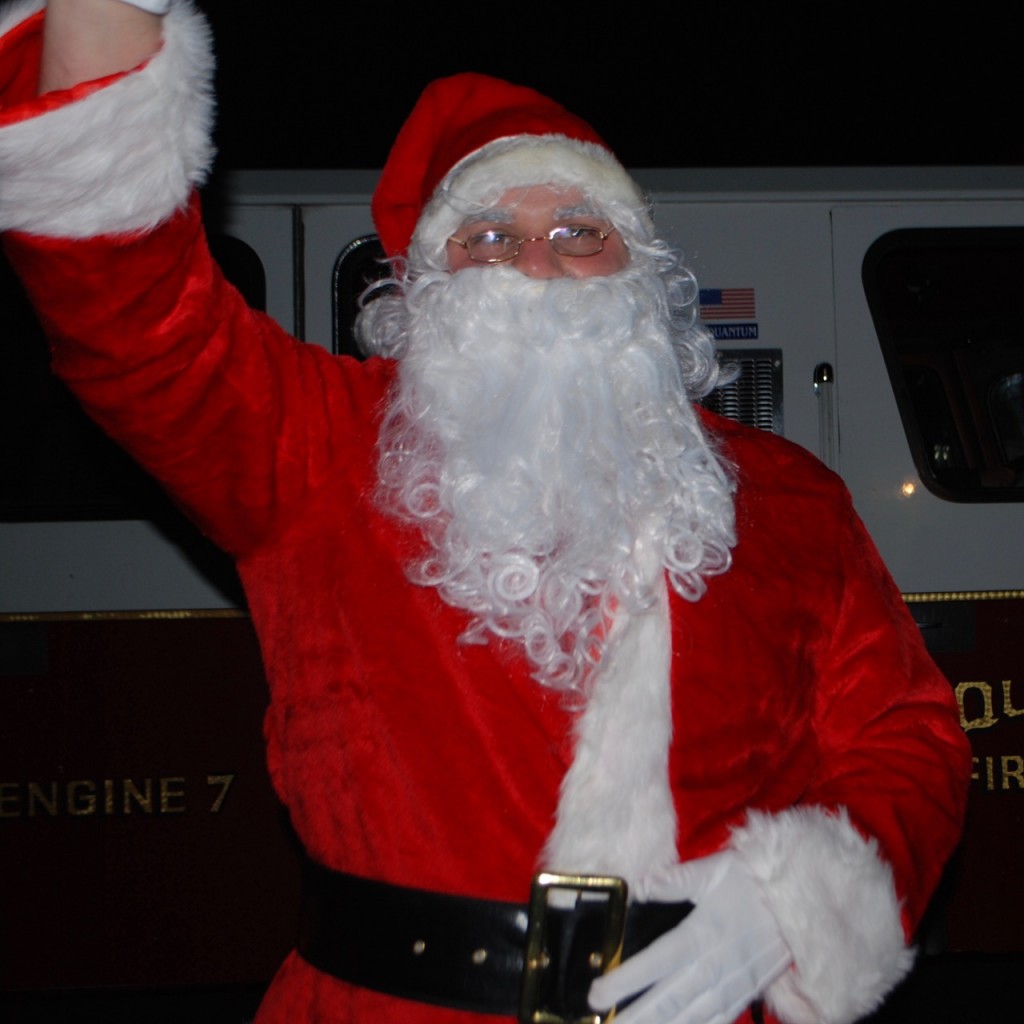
left=333, top=234, right=392, bottom=360
left=0, top=233, right=265, bottom=523
left=864, top=228, right=1024, bottom=503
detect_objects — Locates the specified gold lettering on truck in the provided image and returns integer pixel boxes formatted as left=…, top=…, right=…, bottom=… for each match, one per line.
left=0, top=774, right=237, bottom=819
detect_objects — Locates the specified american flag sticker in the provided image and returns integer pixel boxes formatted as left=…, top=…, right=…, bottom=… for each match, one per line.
left=699, top=288, right=756, bottom=321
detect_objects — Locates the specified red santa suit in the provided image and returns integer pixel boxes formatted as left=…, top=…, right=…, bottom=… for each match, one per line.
left=0, top=4, right=970, bottom=1024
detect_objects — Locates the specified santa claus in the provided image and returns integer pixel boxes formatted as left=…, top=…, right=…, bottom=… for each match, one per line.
left=0, top=3, right=970, bottom=1024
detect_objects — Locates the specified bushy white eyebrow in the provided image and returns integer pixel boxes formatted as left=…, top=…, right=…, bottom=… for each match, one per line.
left=457, top=207, right=515, bottom=230
left=553, top=203, right=607, bottom=221
left=457, top=202, right=609, bottom=234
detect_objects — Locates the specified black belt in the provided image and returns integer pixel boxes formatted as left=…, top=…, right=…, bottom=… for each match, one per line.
left=297, top=858, right=693, bottom=1022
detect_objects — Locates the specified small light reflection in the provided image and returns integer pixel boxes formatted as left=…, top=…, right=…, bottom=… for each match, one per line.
left=900, top=480, right=917, bottom=498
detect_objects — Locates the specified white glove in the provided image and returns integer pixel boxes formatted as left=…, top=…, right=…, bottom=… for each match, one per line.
left=112, top=0, right=172, bottom=14
left=589, top=851, right=792, bottom=1024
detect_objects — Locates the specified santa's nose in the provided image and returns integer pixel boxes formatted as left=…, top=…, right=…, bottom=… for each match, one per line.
left=511, top=237, right=566, bottom=279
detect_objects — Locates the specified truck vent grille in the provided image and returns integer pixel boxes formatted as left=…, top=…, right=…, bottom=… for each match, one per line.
left=701, top=348, right=783, bottom=435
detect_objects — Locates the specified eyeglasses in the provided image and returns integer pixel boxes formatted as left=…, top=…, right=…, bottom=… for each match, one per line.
left=448, top=225, right=617, bottom=264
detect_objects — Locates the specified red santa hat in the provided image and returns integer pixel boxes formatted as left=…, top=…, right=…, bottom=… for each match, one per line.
left=372, top=73, right=653, bottom=264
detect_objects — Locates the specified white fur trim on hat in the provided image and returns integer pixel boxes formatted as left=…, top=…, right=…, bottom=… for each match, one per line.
left=731, top=806, right=915, bottom=1024
left=0, top=0, right=214, bottom=237
left=409, top=133, right=654, bottom=270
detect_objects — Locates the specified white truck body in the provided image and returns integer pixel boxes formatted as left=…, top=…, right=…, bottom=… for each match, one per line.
left=3, top=166, right=1021, bottom=612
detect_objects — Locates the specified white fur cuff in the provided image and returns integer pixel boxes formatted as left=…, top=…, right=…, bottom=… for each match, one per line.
left=113, top=0, right=172, bottom=14
left=731, top=806, right=914, bottom=1024
left=0, top=0, right=214, bottom=237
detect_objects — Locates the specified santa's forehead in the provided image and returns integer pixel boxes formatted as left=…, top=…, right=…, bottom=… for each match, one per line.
left=455, top=186, right=608, bottom=227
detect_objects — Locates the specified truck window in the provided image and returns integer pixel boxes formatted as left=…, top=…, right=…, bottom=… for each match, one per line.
left=864, top=228, right=1024, bottom=502
left=0, top=232, right=266, bottom=522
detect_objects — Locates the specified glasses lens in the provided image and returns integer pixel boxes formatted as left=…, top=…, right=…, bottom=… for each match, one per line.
left=467, top=230, right=518, bottom=263
left=550, top=226, right=606, bottom=257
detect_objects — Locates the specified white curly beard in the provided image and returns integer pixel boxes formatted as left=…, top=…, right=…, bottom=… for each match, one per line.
left=371, top=262, right=736, bottom=694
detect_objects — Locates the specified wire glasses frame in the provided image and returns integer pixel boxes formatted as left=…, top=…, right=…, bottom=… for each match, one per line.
left=448, top=225, right=618, bottom=264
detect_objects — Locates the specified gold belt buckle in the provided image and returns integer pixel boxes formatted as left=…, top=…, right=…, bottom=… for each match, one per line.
left=519, top=871, right=629, bottom=1024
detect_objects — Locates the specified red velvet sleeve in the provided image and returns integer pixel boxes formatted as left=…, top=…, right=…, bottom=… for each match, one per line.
left=804, top=486, right=971, bottom=934
left=704, top=415, right=970, bottom=944
left=3, top=199, right=381, bottom=557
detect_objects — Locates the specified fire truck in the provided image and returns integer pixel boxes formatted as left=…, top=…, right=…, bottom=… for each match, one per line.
left=2, top=167, right=1021, bottom=1020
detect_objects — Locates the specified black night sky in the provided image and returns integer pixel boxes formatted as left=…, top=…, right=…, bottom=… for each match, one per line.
left=198, top=2, right=1023, bottom=172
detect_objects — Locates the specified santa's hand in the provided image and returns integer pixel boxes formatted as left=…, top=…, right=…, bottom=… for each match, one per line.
left=589, top=851, right=792, bottom=1024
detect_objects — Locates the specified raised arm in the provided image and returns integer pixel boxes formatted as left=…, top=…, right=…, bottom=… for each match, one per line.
left=2, top=1, right=378, bottom=557
left=39, top=0, right=162, bottom=93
